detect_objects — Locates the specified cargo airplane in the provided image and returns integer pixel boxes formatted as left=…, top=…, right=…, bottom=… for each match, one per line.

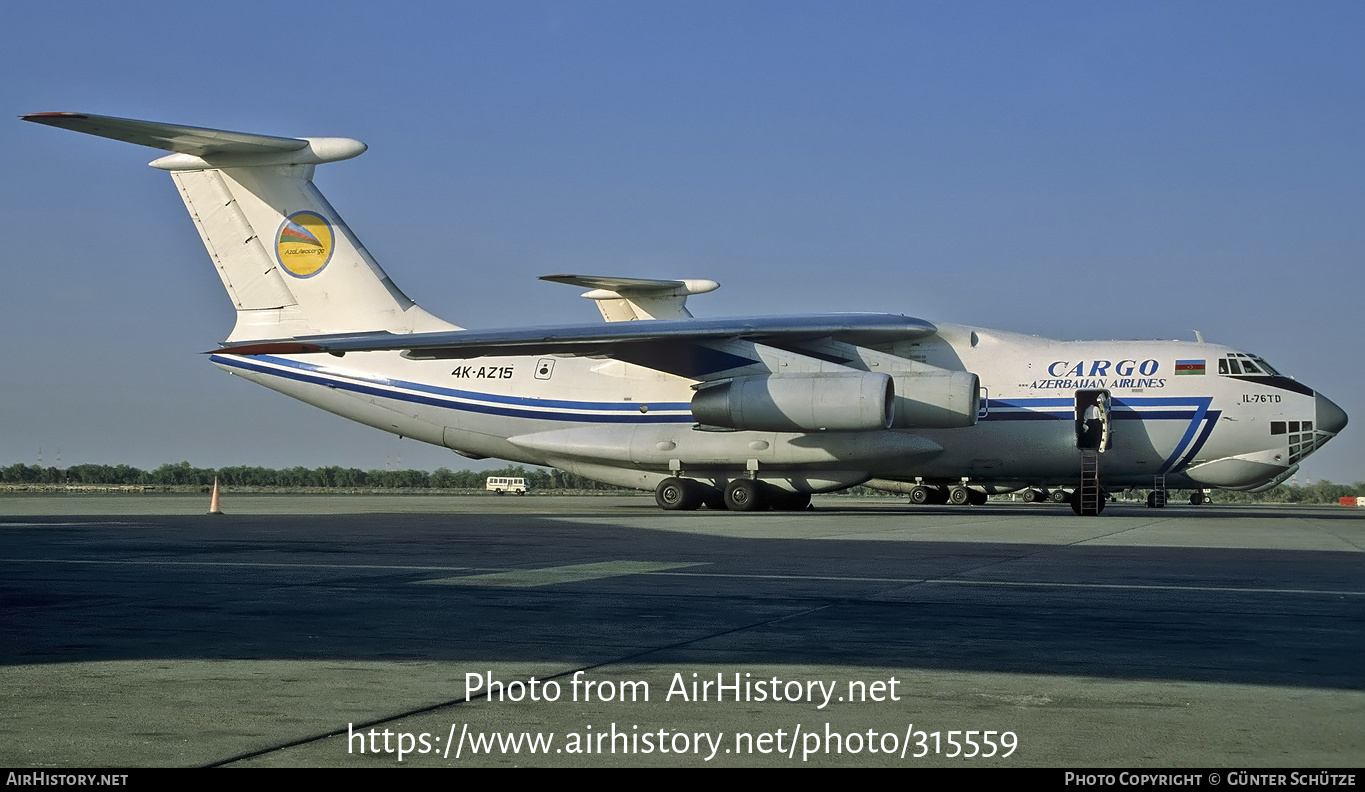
left=24, top=113, right=1348, bottom=514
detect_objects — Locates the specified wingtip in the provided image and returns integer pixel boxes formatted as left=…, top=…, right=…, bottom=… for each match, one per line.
left=21, top=112, right=88, bottom=122
left=210, top=342, right=325, bottom=356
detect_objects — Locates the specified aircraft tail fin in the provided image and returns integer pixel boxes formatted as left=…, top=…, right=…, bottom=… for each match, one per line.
left=23, top=112, right=458, bottom=342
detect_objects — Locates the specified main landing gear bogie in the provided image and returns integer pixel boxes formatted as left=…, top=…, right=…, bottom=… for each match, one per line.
left=722, top=478, right=767, bottom=512
left=655, top=477, right=812, bottom=512
left=908, top=485, right=950, bottom=505
left=1142, top=490, right=1211, bottom=507
left=770, top=490, right=812, bottom=511
left=723, top=479, right=812, bottom=512
left=907, top=484, right=985, bottom=506
left=655, top=477, right=705, bottom=511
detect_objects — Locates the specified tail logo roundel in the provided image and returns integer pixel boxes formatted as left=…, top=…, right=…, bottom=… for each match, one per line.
left=275, top=211, right=335, bottom=278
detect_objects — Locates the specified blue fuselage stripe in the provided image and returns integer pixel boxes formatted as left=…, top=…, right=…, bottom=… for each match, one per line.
left=983, top=410, right=1207, bottom=421
left=984, top=395, right=1217, bottom=474
left=237, top=354, right=692, bottom=411
left=1173, top=411, right=1221, bottom=472
left=1158, top=399, right=1213, bottom=473
left=213, top=357, right=1226, bottom=462
left=211, top=354, right=695, bottom=423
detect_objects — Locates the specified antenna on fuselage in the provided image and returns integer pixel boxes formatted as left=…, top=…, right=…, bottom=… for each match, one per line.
left=1193, top=330, right=1205, bottom=343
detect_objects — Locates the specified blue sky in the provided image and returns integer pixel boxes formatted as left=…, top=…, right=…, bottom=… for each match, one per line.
left=3, top=1, right=1362, bottom=482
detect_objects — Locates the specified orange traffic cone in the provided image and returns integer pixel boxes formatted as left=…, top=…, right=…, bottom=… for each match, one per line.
left=208, top=477, right=224, bottom=515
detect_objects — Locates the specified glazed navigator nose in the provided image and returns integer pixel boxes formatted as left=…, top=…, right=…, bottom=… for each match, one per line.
left=1315, top=392, right=1348, bottom=436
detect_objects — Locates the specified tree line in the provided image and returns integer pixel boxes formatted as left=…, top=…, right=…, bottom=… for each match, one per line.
left=0, top=462, right=622, bottom=491
left=2, top=461, right=1362, bottom=503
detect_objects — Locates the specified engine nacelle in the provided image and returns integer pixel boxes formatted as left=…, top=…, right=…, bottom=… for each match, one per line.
left=691, top=372, right=894, bottom=432
left=889, top=370, right=980, bottom=428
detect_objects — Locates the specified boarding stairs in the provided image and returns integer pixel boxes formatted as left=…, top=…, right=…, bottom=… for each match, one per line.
left=1078, top=449, right=1102, bottom=515
left=1150, top=473, right=1167, bottom=508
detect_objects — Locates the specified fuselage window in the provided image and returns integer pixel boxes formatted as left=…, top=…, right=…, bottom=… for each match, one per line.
left=1271, top=421, right=1286, bottom=435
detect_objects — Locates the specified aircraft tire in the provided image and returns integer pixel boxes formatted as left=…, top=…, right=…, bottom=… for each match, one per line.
left=1021, top=489, right=1039, bottom=503
left=1050, top=488, right=1069, bottom=504
left=1190, top=491, right=1206, bottom=505
left=948, top=486, right=971, bottom=506
left=724, top=479, right=769, bottom=512
left=701, top=486, right=727, bottom=510
left=1070, top=490, right=1105, bottom=516
left=771, top=490, right=812, bottom=511
left=1147, top=490, right=1167, bottom=508
left=968, top=489, right=987, bottom=506
left=908, top=485, right=932, bottom=505
left=928, top=486, right=950, bottom=505
left=655, top=477, right=703, bottom=511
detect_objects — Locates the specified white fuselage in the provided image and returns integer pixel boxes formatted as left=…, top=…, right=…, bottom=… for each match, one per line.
left=209, top=322, right=1335, bottom=495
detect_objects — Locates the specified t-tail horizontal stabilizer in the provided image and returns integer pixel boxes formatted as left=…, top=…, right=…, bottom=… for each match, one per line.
left=21, top=112, right=366, bottom=169
left=541, top=274, right=720, bottom=321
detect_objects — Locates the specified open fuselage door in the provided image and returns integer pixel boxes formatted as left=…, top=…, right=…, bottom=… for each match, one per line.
left=1075, top=389, right=1112, bottom=452
left=1073, top=389, right=1112, bottom=516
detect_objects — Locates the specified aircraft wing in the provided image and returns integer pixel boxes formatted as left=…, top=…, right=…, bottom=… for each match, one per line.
left=216, top=313, right=937, bottom=378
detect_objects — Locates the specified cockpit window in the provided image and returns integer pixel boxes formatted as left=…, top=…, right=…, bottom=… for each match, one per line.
left=1219, top=353, right=1280, bottom=377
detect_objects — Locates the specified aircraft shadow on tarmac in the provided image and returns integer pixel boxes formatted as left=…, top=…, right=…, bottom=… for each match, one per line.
left=1, top=511, right=1361, bottom=691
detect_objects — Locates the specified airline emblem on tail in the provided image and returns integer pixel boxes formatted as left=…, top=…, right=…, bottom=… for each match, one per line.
left=275, top=211, right=334, bottom=278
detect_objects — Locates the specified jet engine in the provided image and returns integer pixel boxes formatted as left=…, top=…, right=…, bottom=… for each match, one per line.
left=691, top=372, right=894, bottom=432
left=889, top=370, right=980, bottom=428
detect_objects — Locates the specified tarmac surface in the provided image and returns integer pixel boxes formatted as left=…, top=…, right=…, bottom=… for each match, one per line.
left=1, top=493, right=1361, bottom=767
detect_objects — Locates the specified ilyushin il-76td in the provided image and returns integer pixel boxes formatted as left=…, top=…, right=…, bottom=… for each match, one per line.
left=24, top=112, right=1348, bottom=515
